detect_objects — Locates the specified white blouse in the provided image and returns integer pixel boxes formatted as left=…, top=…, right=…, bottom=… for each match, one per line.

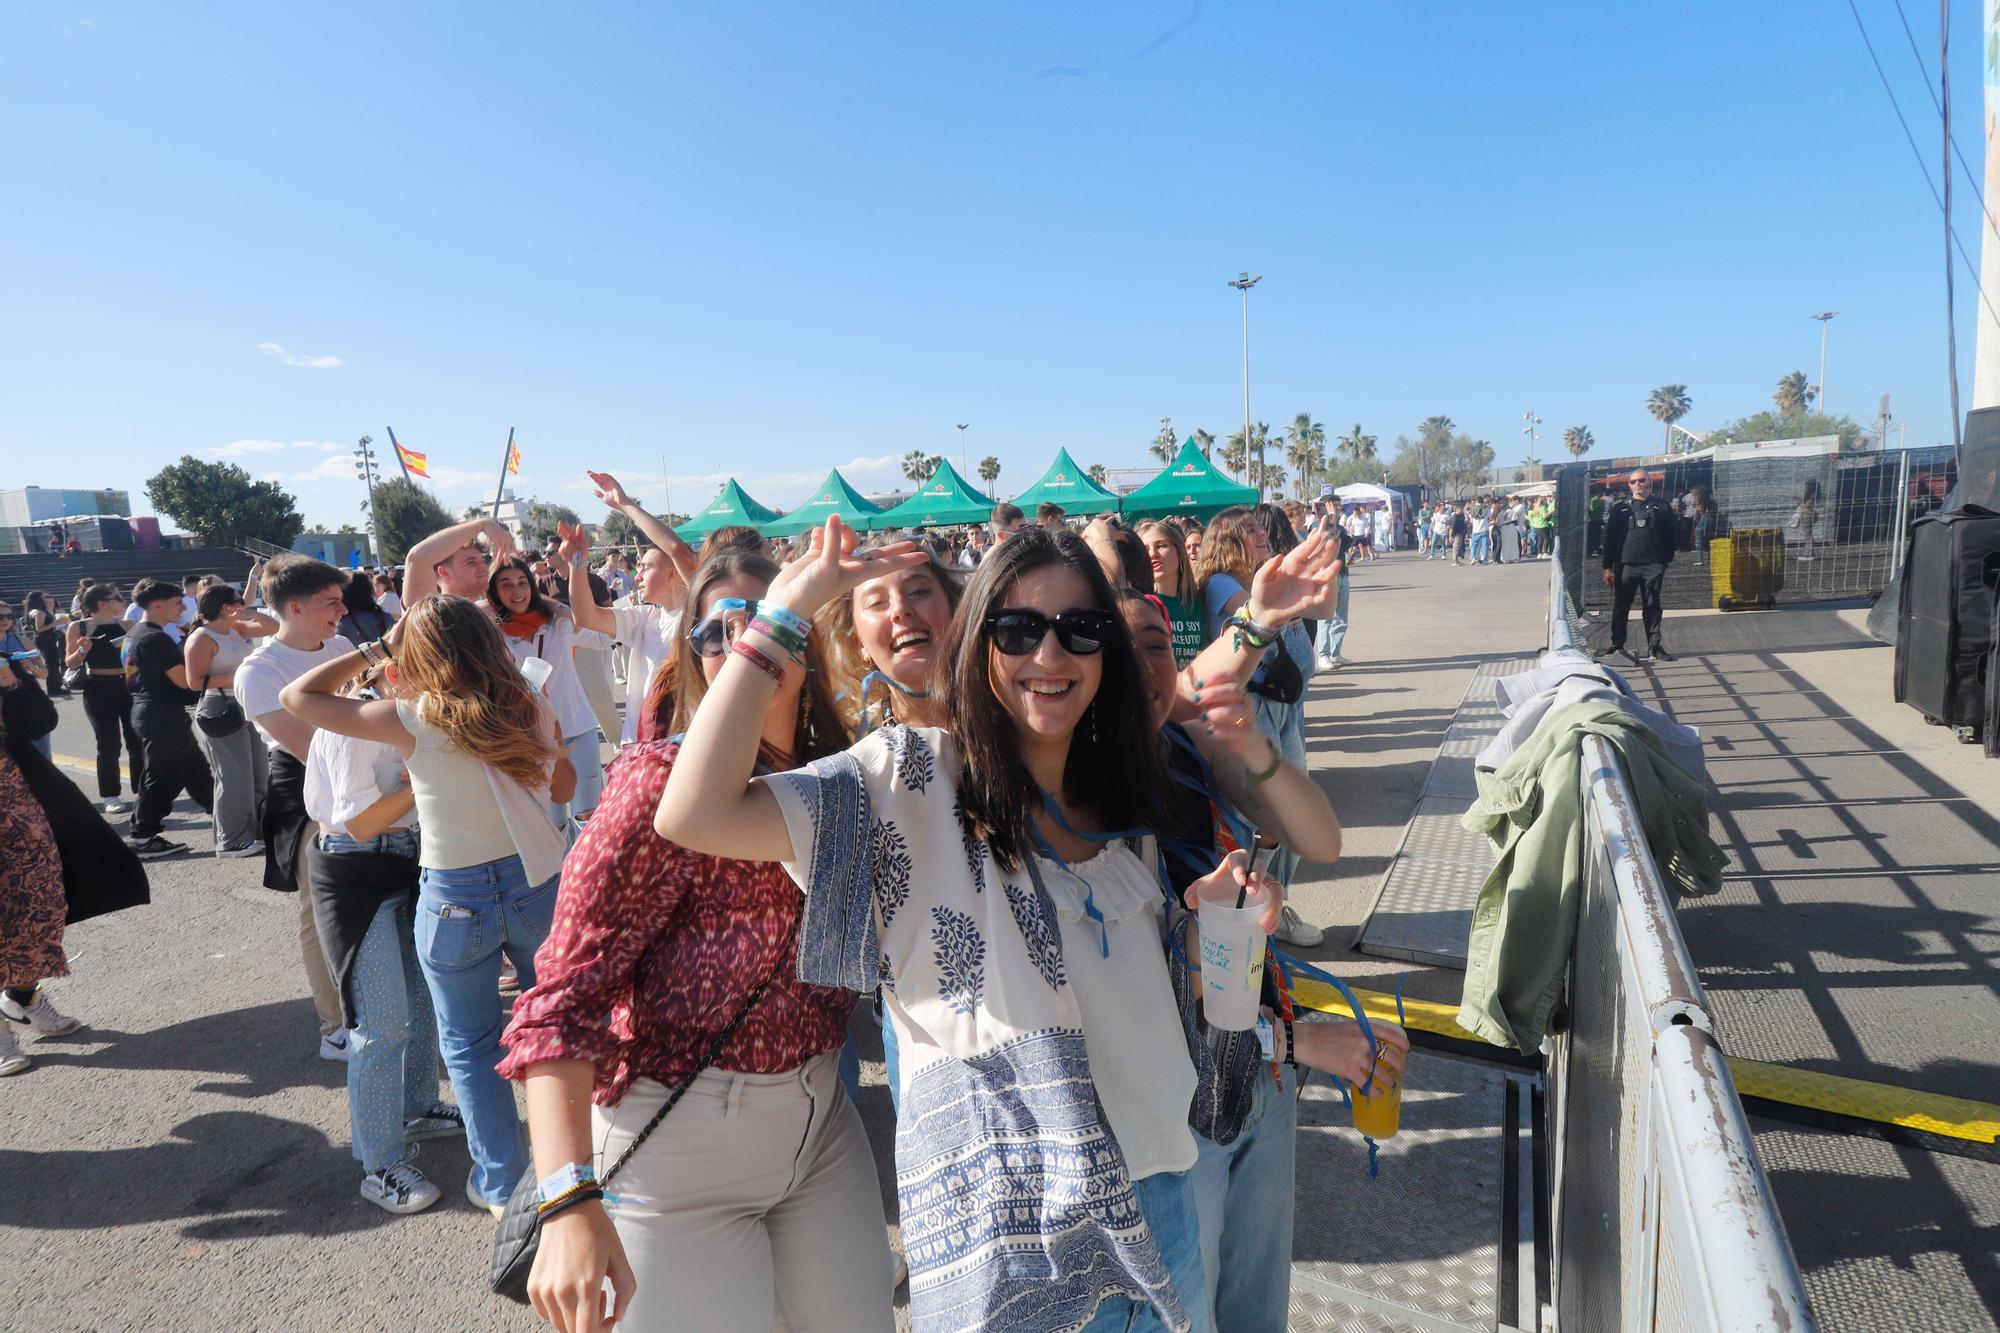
left=497, top=607, right=610, bottom=740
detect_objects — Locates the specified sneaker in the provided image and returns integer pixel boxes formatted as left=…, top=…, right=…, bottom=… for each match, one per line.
left=102, top=800, right=128, bottom=816
left=497, top=960, right=520, bottom=997
left=216, top=840, right=265, bottom=859
left=1316, top=655, right=1337, bottom=671
left=1648, top=646, right=1677, bottom=662
left=1331, top=655, right=1350, bottom=669
left=0, top=990, right=82, bottom=1037
left=404, top=1103, right=466, bottom=1143
left=465, top=1170, right=508, bottom=1219
left=0, top=1026, right=30, bottom=1077
left=319, top=1029, right=352, bottom=1062
left=127, top=835, right=187, bottom=860
left=360, top=1159, right=442, bottom=1215
left=1275, top=905, right=1326, bottom=948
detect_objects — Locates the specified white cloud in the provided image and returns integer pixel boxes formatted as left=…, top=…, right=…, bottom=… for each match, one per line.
left=210, top=438, right=344, bottom=458
left=290, top=455, right=363, bottom=484
left=256, top=341, right=343, bottom=370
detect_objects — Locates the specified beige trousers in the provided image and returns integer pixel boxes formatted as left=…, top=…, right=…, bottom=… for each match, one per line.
left=296, top=838, right=343, bottom=1036
left=574, top=644, right=621, bottom=751
left=591, top=1050, right=893, bottom=1332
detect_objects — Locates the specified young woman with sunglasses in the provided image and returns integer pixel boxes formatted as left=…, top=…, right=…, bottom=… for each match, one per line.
left=1120, top=591, right=1407, bottom=1330
left=503, top=548, right=892, bottom=1333
left=486, top=555, right=610, bottom=826
left=280, top=597, right=574, bottom=1218
left=659, top=518, right=1283, bottom=1333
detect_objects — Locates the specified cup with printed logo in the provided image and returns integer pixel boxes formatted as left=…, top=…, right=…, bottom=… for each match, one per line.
left=1348, top=1024, right=1408, bottom=1138
left=1195, top=868, right=1271, bottom=1032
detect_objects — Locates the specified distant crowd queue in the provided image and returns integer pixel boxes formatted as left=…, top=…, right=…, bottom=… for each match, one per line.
left=1, top=473, right=1423, bottom=1333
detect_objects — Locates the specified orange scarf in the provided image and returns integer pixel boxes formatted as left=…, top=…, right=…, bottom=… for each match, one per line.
left=497, top=610, right=548, bottom=640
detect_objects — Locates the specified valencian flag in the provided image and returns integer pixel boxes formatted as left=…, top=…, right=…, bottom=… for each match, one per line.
left=506, top=440, right=523, bottom=475
left=386, top=428, right=430, bottom=479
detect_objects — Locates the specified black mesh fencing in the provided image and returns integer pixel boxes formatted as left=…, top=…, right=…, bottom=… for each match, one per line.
left=1556, top=448, right=1959, bottom=627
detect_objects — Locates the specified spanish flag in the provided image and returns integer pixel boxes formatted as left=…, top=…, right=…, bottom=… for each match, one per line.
left=506, top=440, right=522, bottom=475
left=395, top=439, right=430, bottom=478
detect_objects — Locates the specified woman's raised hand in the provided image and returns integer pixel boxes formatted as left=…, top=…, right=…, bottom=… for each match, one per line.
left=766, top=517, right=929, bottom=617
left=556, top=521, right=591, bottom=570
left=1247, top=526, right=1342, bottom=626
left=586, top=471, right=635, bottom=512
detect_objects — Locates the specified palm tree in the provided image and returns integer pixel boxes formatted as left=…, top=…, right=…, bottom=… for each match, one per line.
left=1563, top=425, right=1594, bottom=458
left=1774, top=371, right=1814, bottom=417
left=1149, top=417, right=1179, bottom=464
left=901, top=450, right=936, bottom=483
left=1220, top=430, right=1249, bottom=479
left=1415, top=416, right=1454, bottom=492
left=978, top=455, right=1001, bottom=488
left=1192, top=428, right=1216, bottom=462
left=1086, top=463, right=1108, bottom=486
left=1284, top=413, right=1326, bottom=496
left=1335, top=422, right=1377, bottom=464
left=1646, top=384, right=1692, bottom=454
left=1250, top=421, right=1275, bottom=496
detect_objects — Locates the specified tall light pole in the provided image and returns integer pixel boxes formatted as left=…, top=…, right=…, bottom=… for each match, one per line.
left=1522, top=410, right=1542, bottom=472
left=1811, top=311, right=1838, bottom=416
left=956, top=422, right=969, bottom=480
left=352, top=434, right=381, bottom=561
left=1228, top=272, right=1262, bottom=495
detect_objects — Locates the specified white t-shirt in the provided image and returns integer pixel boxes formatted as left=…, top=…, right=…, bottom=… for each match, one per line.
left=378, top=591, right=404, bottom=620
left=305, top=726, right=414, bottom=837
left=236, top=634, right=358, bottom=752
left=497, top=607, right=610, bottom=740
left=610, top=603, right=682, bottom=744
left=125, top=597, right=196, bottom=642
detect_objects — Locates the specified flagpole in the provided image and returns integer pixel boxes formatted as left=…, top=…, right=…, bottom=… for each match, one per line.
left=385, top=426, right=413, bottom=482
left=491, top=426, right=514, bottom=525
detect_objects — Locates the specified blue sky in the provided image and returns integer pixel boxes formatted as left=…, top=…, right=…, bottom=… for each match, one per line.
left=3, top=2, right=1993, bottom=532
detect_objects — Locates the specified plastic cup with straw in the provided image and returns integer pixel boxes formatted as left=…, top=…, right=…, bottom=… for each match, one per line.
left=1195, top=840, right=1272, bottom=1031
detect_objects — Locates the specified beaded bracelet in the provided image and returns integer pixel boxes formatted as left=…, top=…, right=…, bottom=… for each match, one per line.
left=748, top=612, right=809, bottom=659
left=537, top=1187, right=605, bottom=1222
left=757, top=603, right=814, bottom=641
left=731, top=638, right=786, bottom=685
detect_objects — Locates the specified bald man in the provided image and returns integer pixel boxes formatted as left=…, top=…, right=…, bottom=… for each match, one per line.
left=1599, top=469, right=1677, bottom=663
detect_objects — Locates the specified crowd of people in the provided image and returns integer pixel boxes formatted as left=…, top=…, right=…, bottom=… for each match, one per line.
left=1, top=474, right=1430, bottom=1333
left=1416, top=496, right=1556, bottom=565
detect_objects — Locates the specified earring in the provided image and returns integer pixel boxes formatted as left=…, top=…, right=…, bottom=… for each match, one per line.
left=1090, top=702, right=1099, bottom=746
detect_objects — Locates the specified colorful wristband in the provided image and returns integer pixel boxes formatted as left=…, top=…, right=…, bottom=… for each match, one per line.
left=748, top=612, right=808, bottom=658
left=536, top=1162, right=598, bottom=1206
left=537, top=1187, right=605, bottom=1221
left=758, top=603, right=814, bottom=641
left=731, top=638, right=786, bottom=685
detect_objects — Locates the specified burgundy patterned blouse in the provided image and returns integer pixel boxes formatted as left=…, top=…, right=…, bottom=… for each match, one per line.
left=499, top=740, right=856, bottom=1105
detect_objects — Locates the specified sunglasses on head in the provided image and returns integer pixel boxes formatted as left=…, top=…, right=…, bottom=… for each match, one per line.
left=687, top=597, right=759, bottom=658
left=983, top=608, right=1115, bottom=657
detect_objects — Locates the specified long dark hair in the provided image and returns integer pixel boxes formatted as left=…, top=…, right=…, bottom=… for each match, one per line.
left=939, top=526, right=1168, bottom=872
left=659, top=549, right=847, bottom=768
left=484, top=557, right=556, bottom=623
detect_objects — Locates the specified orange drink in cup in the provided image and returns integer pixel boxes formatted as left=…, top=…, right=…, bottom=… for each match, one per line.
left=1348, top=1025, right=1406, bottom=1138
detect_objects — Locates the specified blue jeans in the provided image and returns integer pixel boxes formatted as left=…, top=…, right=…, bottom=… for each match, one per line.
left=1189, top=1070, right=1300, bottom=1332
left=1079, top=1168, right=1215, bottom=1333
left=324, top=831, right=443, bottom=1173
left=415, top=853, right=559, bottom=1200
left=1313, top=572, right=1351, bottom=662
left=1470, top=532, right=1490, bottom=563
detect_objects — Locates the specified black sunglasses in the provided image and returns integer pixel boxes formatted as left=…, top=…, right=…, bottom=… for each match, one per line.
left=983, top=608, right=1115, bottom=657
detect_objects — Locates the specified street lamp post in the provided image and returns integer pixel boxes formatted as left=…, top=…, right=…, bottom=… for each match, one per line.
left=1811, top=311, right=1838, bottom=416
left=1522, top=411, right=1542, bottom=472
left=352, top=434, right=381, bottom=562
left=957, top=422, right=969, bottom=480
left=1228, top=272, right=1262, bottom=495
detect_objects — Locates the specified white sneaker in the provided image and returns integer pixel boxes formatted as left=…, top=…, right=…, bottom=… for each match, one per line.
left=0, top=990, right=82, bottom=1037
left=0, top=1026, right=29, bottom=1076
left=102, top=800, right=128, bottom=816
left=404, top=1103, right=466, bottom=1143
left=1275, top=905, right=1326, bottom=948
left=361, top=1159, right=442, bottom=1215
left=465, top=1170, right=508, bottom=1219
left=319, top=1029, right=352, bottom=1062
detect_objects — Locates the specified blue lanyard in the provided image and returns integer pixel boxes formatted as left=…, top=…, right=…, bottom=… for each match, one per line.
left=856, top=670, right=929, bottom=738
left=1031, top=793, right=1152, bottom=959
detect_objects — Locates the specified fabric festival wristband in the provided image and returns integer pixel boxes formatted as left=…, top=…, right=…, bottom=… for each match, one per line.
left=748, top=613, right=808, bottom=657
left=757, top=603, right=814, bottom=641
left=739, top=623, right=803, bottom=669
left=537, top=1162, right=598, bottom=1206
left=537, top=1187, right=605, bottom=1222
left=732, top=638, right=786, bottom=685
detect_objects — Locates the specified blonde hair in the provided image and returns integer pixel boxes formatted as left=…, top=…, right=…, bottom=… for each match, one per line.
left=1194, top=506, right=1262, bottom=604
left=1136, top=520, right=1195, bottom=602
left=815, top=547, right=964, bottom=736
left=394, top=596, right=557, bottom=789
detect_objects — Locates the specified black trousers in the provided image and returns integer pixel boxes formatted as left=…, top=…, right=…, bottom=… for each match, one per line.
left=81, top=677, right=143, bottom=799
left=132, top=713, right=213, bottom=839
left=1610, top=562, right=1667, bottom=651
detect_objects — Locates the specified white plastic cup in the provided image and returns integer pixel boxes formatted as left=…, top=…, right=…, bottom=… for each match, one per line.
left=520, top=656, right=554, bottom=695
left=1196, top=889, right=1268, bottom=1032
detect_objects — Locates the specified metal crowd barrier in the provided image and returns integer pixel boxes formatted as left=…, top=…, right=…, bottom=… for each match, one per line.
left=1542, top=538, right=1814, bottom=1332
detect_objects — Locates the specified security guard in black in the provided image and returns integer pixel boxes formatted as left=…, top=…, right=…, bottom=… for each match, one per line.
left=1600, top=469, right=1676, bottom=661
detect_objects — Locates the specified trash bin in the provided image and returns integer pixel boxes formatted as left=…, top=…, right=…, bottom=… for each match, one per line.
left=1711, top=529, right=1785, bottom=611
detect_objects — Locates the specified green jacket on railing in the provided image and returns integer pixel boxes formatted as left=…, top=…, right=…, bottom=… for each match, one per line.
left=1455, top=700, right=1727, bottom=1052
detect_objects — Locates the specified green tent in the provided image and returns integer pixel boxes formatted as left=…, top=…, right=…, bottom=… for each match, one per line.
left=1117, top=438, right=1260, bottom=521
left=674, top=478, right=783, bottom=540
left=1009, top=447, right=1122, bottom=514
left=760, top=469, right=888, bottom=538
left=869, top=459, right=997, bottom=530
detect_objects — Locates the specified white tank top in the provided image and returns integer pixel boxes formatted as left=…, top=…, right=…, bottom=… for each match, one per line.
left=395, top=697, right=565, bottom=881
